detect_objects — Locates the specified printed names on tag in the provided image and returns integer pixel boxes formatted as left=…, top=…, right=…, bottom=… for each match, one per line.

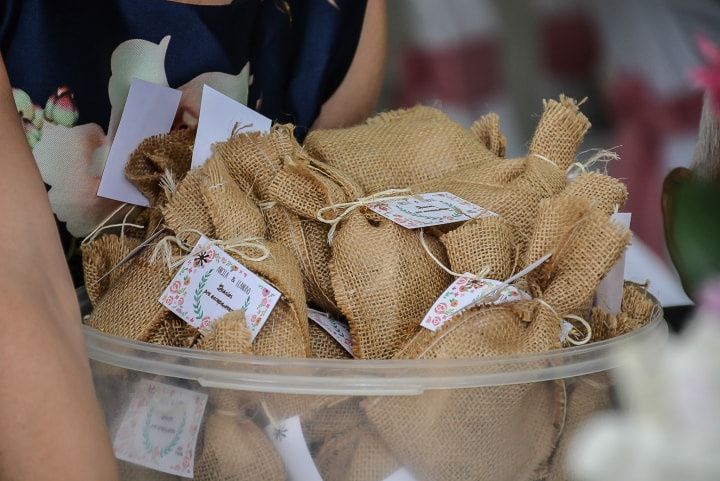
left=308, top=309, right=354, bottom=356
left=595, top=213, right=632, bottom=315
left=159, top=236, right=280, bottom=339
left=367, top=192, right=497, bottom=229
left=113, top=379, right=208, bottom=478
left=265, top=415, right=323, bottom=481
left=421, top=277, right=531, bottom=332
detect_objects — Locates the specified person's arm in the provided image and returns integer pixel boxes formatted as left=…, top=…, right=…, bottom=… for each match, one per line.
left=312, top=0, right=387, bottom=130
left=0, top=57, right=118, bottom=481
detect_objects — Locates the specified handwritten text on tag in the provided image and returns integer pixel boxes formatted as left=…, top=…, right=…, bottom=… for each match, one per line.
left=159, top=236, right=280, bottom=339
left=113, top=379, right=208, bottom=478
left=367, top=192, right=497, bottom=229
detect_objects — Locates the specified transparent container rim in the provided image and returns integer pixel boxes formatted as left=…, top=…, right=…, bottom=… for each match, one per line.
left=84, top=301, right=668, bottom=395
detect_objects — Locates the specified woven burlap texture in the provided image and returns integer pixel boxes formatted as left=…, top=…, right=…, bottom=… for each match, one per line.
left=529, top=95, right=591, bottom=171
left=301, top=396, right=364, bottom=446
left=591, top=282, right=657, bottom=341
left=315, top=425, right=403, bottom=481
left=125, top=128, right=195, bottom=207
left=309, top=321, right=352, bottom=359
left=305, top=106, right=499, bottom=193
left=194, top=414, right=286, bottom=481
left=330, top=211, right=452, bottom=359
left=82, top=234, right=141, bottom=307
left=559, top=172, right=628, bottom=215
left=146, top=311, right=200, bottom=348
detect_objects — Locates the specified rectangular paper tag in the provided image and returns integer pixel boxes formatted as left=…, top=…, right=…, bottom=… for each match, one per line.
left=98, top=78, right=182, bottom=206
left=367, top=192, right=497, bottom=229
left=265, top=416, right=323, bottom=481
left=308, top=308, right=354, bottom=356
left=113, top=379, right=208, bottom=479
left=595, top=213, right=632, bottom=315
left=159, top=236, right=280, bottom=340
left=191, top=85, right=272, bottom=168
left=421, top=277, right=531, bottom=332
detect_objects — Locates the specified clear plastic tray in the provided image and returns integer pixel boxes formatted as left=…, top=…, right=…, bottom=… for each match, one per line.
left=86, top=299, right=666, bottom=481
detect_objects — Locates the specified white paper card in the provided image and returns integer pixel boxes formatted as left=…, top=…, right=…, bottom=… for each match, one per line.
left=308, top=308, right=354, bottom=356
left=98, top=78, right=182, bottom=206
left=560, top=319, right=575, bottom=343
left=384, top=468, right=419, bottom=481
left=265, top=416, right=323, bottom=481
left=191, top=85, right=272, bottom=167
left=159, top=236, right=280, bottom=339
left=367, top=192, right=497, bottom=229
left=113, top=379, right=208, bottom=478
left=595, top=213, right=632, bottom=315
left=421, top=277, right=531, bottom=332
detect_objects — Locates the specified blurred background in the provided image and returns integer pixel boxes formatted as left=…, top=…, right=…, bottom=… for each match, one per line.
left=377, top=0, right=720, bottom=308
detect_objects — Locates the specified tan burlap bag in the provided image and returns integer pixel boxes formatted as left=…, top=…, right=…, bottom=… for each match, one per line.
left=195, top=310, right=252, bottom=354
left=590, top=282, right=657, bottom=341
left=309, top=321, right=352, bottom=360
left=117, top=460, right=181, bottom=481
left=440, top=215, right=517, bottom=281
left=160, top=168, right=216, bottom=239
left=194, top=413, right=286, bottom=481
left=304, top=106, right=498, bottom=193
left=559, top=172, right=628, bottom=216
left=146, top=311, right=200, bottom=348
left=314, top=425, right=404, bottom=481
left=81, top=234, right=141, bottom=307
left=470, top=112, right=507, bottom=157
left=529, top=95, right=591, bottom=172
left=125, top=128, right=195, bottom=207
left=301, top=396, right=364, bottom=446
left=545, top=374, right=614, bottom=481
left=330, top=210, right=452, bottom=359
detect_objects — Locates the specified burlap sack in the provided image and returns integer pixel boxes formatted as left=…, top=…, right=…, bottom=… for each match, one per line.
left=440, top=215, right=517, bottom=281
left=195, top=310, right=252, bottom=354
left=117, top=460, right=181, bottom=481
left=590, top=282, right=657, bottom=342
left=160, top=168, right=216, bottom=239
left=304, top=106, right=498, bottom=193
left=125, top=128, right=195, bottom=207
left=330, top=211, right=452, bottom=359
left=545, top=374, right=614, bottom=481
left=82, top=234, right=141, bottom=307
left=314, top=425, right=404, bottom=481
left=194, top=413, right=286, bottom=481
left=309, top=321, right=353, bottom=360
left=529, top=95, right=591, bottom=172
left=301, top=397, right=364, bottom=446
left=470, top=112, right=507, bottom=157
left=146, top=311, right=201, bottom=348
left=559, top=172, right=628, bottom=216
left=85, top=249, right=175, bottom=342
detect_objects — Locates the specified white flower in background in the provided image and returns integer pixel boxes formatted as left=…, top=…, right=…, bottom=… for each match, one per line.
left=569, top=280, right=720, bottom=481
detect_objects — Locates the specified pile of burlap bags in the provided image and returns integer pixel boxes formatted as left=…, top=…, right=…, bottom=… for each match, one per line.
left=82, top=95, right=658, bottom=481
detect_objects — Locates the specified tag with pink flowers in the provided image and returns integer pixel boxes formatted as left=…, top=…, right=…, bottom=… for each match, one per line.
left=367, top=192, right=496, bottom=229
left=421, top=276, right=531, bottom=332
left=159, top=236, right=280, bottom=340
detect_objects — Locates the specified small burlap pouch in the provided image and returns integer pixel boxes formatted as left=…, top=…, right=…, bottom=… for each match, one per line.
left=194, top=413, right=286, bottom=481
left=439, top=215, right=517, bottom=281
left=146, top=311, right=201, bottom=348
left=304, top=106, right=498, bottom=193
left=125, top=128, right=195, bottom=207
left=195, top=310, right=252, bottom=354
left=301, top=396, right=364, bottom=446
left=330, top=210, right=452, bottom=359
left=559, top=172, right=628, bottom=216
left=529, top=95, right=591, bottom=172
left=82, top=234, right=141, bottom=307
left=117, top=460, right=181, bottom=481
left=470, top=112, right=507, bottom=157
left=590, top=282, right=657, bottom=341
left=309, top=321, right=353, bottom=359
left=314, top=425, right=404, bottom=481
left=545, top=373, right=614, bottom=481
left=85, top=249, right=176, bottom=342
left=160, top=168, right=216, bottom=239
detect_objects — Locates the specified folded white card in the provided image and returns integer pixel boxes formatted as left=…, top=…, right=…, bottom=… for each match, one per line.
left=191, top=85, right=272, bottom=168
left=98, top=78, right=181, bottom=206
left=595, top=213, right=632, bottom=315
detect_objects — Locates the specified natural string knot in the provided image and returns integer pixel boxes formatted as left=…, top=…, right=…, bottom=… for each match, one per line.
left=531, top=147, right=620, bottom=179
left=419, top=229, right=491, bottom=281
left=536, top=298, right=592, bottom=346
left=81, top=203, right=144, bottom=247
left=150, top=228, right=271, bottom=271
left=316, top=188, right=414, bottom=244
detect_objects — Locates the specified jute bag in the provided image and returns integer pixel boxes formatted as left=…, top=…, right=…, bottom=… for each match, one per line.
left=82, top=234, right=141, bottom=307
left=559, top=172, right=628, bottom=216
left=309, top=321, right=352, bottom=360
left=125, top=128, right=195, bottom=207
left=590, top=282, right=657, bottom=341
left=304, top=106, right=499, bottom=193
left=212, top=125, right=363, bottom=314
left=330, top=210, right=452, bottom=359
left=194, top=413, right=286, bottom=481
left=146, top=311, right=200, bottom=348
left=314, top=425, right=404, bottom=481
left=301, top=396, right=364, bottom=446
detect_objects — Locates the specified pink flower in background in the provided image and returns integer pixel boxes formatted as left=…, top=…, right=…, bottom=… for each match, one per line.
left=693, top=33, right=720, bottom=115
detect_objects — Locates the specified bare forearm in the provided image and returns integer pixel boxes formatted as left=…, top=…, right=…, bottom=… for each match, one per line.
left=0, top=57, right=118, bottom=481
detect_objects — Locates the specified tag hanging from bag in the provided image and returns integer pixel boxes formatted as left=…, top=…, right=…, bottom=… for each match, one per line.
left=159, top=236, right=280, bottom=339
left=308, top=308, right=354, bottom=356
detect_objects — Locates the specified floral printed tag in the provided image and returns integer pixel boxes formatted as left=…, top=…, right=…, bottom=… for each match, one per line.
left=159, top=236, right=280, bottom=340
left=421, top=276, right=531, bottom=332
left=367, top=192, right=496, bottom=229
left=113, top=379, right=208, bottom=478
left=308, top=308, right=354, bottom=356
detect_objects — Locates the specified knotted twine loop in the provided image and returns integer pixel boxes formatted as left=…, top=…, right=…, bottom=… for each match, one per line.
left=316, top=188, right=414, bottom=244
left=531, top=148, right=620, bottom=179
left=82, top=203, right=145, bottom=247
left=536, top=298, right=592, bottom=346
left=418, top=229, right=491, bottom=281
left=150, top=228, right=271, bottom=271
